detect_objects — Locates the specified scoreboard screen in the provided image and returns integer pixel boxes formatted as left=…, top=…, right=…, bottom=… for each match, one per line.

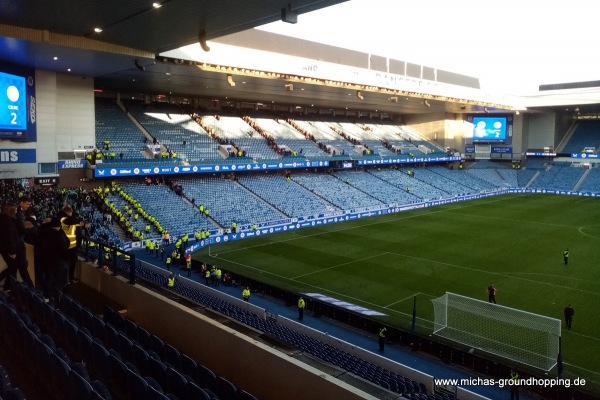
left=472, top=116, right=507, bottom=142
left=0, top=71, right=27, bottom=132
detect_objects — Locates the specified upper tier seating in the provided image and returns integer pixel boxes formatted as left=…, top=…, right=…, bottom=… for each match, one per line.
left=562, top=120, right=600, bottom=154
left=95, top=99, right=148, bottom=158
left=202, top=114, right=279, bottom=160
left=127, top=102, right=222, bottom=162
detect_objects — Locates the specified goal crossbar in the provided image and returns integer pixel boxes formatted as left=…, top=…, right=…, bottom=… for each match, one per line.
left=431, top=292, right=561, bottom=371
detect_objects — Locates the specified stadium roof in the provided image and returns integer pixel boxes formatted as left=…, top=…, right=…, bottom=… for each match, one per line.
left=1, top=0, right=599, bottom=115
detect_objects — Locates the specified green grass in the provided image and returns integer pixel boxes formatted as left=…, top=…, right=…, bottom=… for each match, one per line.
left=194, top=193, right=600, bottom=390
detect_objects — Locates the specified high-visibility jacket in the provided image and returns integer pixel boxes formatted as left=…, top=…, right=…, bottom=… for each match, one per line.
left=60, top=217, right=77, bottom=249
left=298, top=298, right=305, bottom=309
left=167, top=277, right=175, bottom=288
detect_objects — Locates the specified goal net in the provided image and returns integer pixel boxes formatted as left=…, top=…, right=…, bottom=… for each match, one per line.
left=431, top=292, right=561, bottom=371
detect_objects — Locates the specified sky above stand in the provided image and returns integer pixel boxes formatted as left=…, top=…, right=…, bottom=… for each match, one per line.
left=257, top=0, right=600, bottom=95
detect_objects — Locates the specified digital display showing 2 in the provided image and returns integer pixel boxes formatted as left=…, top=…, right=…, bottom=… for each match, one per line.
left=0, top=71, right=28, bottom=133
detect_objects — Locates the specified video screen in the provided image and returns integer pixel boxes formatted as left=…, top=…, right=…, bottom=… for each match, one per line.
left=0, top=71, right=28, bottom=137
left=472, top=116, right=507, bottom=141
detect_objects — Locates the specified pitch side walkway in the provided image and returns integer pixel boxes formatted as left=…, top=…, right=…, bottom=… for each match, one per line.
left=135, top=247, right=531, bottom=400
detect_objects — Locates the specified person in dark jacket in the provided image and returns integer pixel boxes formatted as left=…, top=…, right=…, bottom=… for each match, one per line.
left=0, top=202, right=34, bottom=289
left=0, top=203, right=20, bottom=290
left=35, top=217, right=69, bottom=301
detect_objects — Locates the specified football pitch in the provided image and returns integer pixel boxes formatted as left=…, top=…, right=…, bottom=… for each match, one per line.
left=194, top=193, right=600, bottom=388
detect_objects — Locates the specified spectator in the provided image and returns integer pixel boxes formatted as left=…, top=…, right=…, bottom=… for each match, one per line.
left=35, top=217, right=69, bottom=302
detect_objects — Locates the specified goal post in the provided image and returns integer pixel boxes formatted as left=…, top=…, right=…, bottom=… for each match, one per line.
left=431, top=292, right=561, bottom=371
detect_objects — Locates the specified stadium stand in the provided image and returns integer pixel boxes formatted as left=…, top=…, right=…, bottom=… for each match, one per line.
left=237, top=174, right=341, bottom=217
left=292, top=172, right=385, bottom=210
left=576, top=166, right=600, bottom=192
left=95, top=99, right=149, bottom=159
left=333, top=170, right=419, bottom=205
left=126, top=262, right=437, bottom=399
left=177, top=176, right=287, bottom=227
left=367, top=169, right=449, bottom=200
left=200, top=113, right=279, bottom=160
left=411, top=167, right=476, bottom=196
left=528, top=164, right=586, bottom=191
left=117, top=181, right=216, bottom=237
left=561, top=120, right=600, bottom=154
left=126, top=102, right=223, bottom=163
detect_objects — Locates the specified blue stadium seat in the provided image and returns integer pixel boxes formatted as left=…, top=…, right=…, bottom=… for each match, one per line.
left=79, top=307, right=95, bottom=330
left=91, top=339, right=110, bottom=377
left=68, top=370, right=94, bottom=400
left=50, top=351, right=72, bottom=396
left=64, top=319, right=80, bottom=354
left=197, top=364, right=217, bottom=392
left=187, top=381, right=211, bottom=400
left=163, top=343, right=181, bottom=370
left=132, top=343, right=150, bottom=374
left=91, top=316, right=106, bottom=342
left=144, top=376, right=164, bottom=394
left=136, top=326, right=152, bottom=349
left=147, top=357, right=169, bottom=390
left=179, top=353, right=199, bottom=384
left=203, top=388, right=220, bottom=400
left=150, top=334, right=166, bottom=359
left=146, top=386, right=170, bottom=400
left=108, top=354, right=128, bottom=392
left=91, top=380, right=113, bottom=400
left=77, top=329, right=94, bottom=364
left=166, top=366, right=188, bottom=400
left=126, top=361, right=141, bottom=376
left=70, top=361, right=91, bottom=382
left=124, top=318, right=139, bottom=342
left=118, top=332, right=134, bottom=362
left=104, top=323, right=120, bottom=352
left=126, top=368, right=148, bottom=399
left=238, top=389, right=259, bottom=400
left=0, top=365, right=11, bottom=396
left=216, top=376, right=238, bottom=400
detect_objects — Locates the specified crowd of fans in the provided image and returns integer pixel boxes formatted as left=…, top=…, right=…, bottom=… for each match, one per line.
left=0, top=180, right=124, bottom=301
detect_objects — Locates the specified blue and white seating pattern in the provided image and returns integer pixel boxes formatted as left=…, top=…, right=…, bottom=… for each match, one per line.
left=118, top=182, right=216, bottom=237
left=177, top=176, right=286, bottom=227
left=237, top=174, right=341, bottom=217
left=292, top=173, right=385, bottom=210
left=562, top=120, right=600, bottom=154
left=95, top=99, right=148, bottom=158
